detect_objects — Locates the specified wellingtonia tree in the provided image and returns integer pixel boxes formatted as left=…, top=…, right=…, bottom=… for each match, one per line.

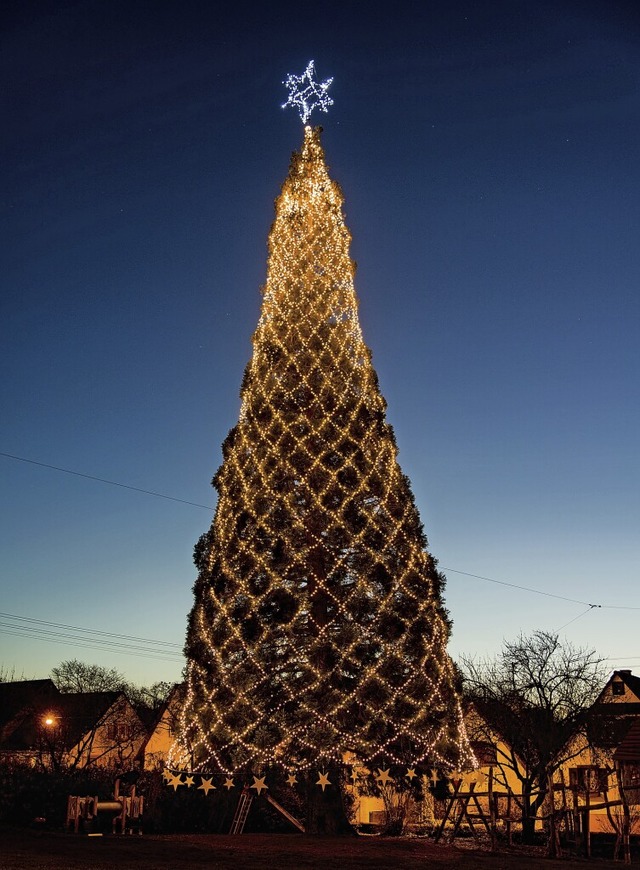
left=173, top=66, right=473, bottom=833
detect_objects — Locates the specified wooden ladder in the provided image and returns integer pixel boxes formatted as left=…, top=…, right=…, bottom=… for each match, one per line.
left=266, top=793, right=305, bottom=832
left=230, top=789, right=253, bottom=834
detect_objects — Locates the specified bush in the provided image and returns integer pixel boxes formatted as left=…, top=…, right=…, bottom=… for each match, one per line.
left=0, top=763, right=117, bottom=828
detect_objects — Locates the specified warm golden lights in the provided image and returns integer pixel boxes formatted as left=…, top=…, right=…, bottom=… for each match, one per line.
left=171, top=126, right=473, bottom=778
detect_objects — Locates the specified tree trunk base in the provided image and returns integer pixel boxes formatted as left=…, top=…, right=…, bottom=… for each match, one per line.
left=304, top=770, right=356, bottom=836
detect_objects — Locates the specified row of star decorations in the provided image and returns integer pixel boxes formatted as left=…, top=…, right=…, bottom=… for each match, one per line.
left=163, top=766, right=446, bottom=794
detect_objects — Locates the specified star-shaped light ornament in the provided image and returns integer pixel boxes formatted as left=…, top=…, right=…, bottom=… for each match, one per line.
left=406, top=768, right=418, bottom=781
left=223, top=777, right=235, bottom=791
left=250, top=776, right=268, bottom=795
left=168, top=772, right=184, bottom=791
left=282, top=60, right=333, bottom=125
left=286, top=773, right=298, bottom=787
left=198, top=777, right=216, bottom=795
left=184, top=775, right=195, bottom=787
left=162, top=768, right=173, bottom=783
left=316, top=771, right=331, bottom=791
left=376, top=768, right=392, bottom=787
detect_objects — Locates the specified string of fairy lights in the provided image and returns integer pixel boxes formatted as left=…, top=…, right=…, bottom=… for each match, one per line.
left=169, top=114, right=474, bottom=778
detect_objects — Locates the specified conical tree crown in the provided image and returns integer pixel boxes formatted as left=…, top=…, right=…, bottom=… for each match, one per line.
left=177, top=126, right=472, bottom=774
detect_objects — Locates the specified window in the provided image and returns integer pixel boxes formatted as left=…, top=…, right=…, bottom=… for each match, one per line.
left=105, top=722, right=131, bottom=741
left=621, top=764, right=640, bottom=789
left=612, top=681, right=625, bottom=696
left=569, top=766, right=608, bottom=795
left=471, top=741, right=498, bottom=766
left=620, top=764, right=640, bottom=805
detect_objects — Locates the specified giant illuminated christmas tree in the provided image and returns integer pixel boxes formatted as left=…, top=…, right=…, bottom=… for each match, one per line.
left=173, top=63, right=472, bottom=809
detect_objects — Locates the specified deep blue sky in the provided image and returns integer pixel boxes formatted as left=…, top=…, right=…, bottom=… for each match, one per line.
left=2, top=0, right=639, bottom=687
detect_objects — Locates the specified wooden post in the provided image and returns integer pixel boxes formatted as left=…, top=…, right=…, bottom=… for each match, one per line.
left=570, top=779, right=582, bottom=856
left=434, top=780, right=461, bottom=843
left=556, top=770, right=569, bottom=857
left=487, top=767, right=497, bottom=851
left=584, top=789, right=591, bottom=859
left=547, top=771, right=557, bottom=858
left=615, top=765, right=631, bottom=866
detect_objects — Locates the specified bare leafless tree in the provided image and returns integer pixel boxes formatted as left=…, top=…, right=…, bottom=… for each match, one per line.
left=51, top=660, right=127, bottom=694
left=460, top=631, right=606, bottom=844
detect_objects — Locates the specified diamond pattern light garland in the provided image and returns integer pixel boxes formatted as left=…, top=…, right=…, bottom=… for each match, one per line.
left=171, top=124, right=474, bottom=777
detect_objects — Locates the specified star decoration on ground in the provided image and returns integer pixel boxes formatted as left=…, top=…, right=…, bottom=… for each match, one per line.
left=282, top=60, right=333, bottom=125
left=223, top=777, right=235, bottom=790
left=250, top=776, right=268, bottom=795
left=168, top=772, right=184, bottom=791
left=316, top=771, right=331, bottom=791
left=376, top=768, right=392, bottom=786
left=198, top=777, right=215, bottom=795
left=184, top=775, right=195, bottom=787
left=286, top=773, right=298, bottom=786
left=406, top=769, right=417, bottom=781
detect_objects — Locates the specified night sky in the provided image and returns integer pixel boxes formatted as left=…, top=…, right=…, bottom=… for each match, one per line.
left=2, top=0, right=639, bottom=687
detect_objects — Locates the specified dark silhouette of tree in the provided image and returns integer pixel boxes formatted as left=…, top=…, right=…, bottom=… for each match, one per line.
left=51, top=660, right=126, bottom=694
left=461, top=630, right=605, bottom=844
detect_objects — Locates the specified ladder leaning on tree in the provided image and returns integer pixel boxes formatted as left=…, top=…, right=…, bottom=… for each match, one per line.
left=229, top=788, right=306, bottom=834
left=229, top=789, right=253, bottom=834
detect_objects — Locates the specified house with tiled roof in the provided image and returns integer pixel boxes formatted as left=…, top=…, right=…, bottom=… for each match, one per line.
left=0, top=680, right=147, bottom=770
left=141, top=683, right=184, bottom=770
left=0, top=679, right=61, bottom=765
left=556, top=670, right=640, bottom=834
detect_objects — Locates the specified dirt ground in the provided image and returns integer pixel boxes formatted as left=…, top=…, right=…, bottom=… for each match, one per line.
left=0, top=830, right=626, bottom=870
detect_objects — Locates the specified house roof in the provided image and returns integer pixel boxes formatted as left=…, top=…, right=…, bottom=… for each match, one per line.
left=0, top=679, right=61, bottom=748
left=461, top=698, right=529, bottom=768
left=46, top=691, right=125, bottom=746
left=595, top=670, right=640, bottom=704
left=0, top=679, right=60, bottom=727
left=138, top=683, right=185, bottom=756
left=0, top=690, right=125, bottom=751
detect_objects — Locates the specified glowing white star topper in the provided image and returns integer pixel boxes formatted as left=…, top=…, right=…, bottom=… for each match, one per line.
left=282, top=60, right=334, bottom=124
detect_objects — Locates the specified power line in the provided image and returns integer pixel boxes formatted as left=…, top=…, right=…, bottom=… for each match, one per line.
left=441, top=567, right=640, bottom=611
left=2, top=450, right=638, bottom=611
left=0, top=622, right=183, bottom=659
left=0, top=612, right=184, bottom=663
left=0, top=612, right=182, bottom=648
left=0, top=451, right=213, bottom=510
left=605, top=656, right=640, bottom=661
left=0, top=629, right=183, bottom=662
left=441, top=567, right=602, bottom=608
left=553, top=606, right=598, bottom=634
